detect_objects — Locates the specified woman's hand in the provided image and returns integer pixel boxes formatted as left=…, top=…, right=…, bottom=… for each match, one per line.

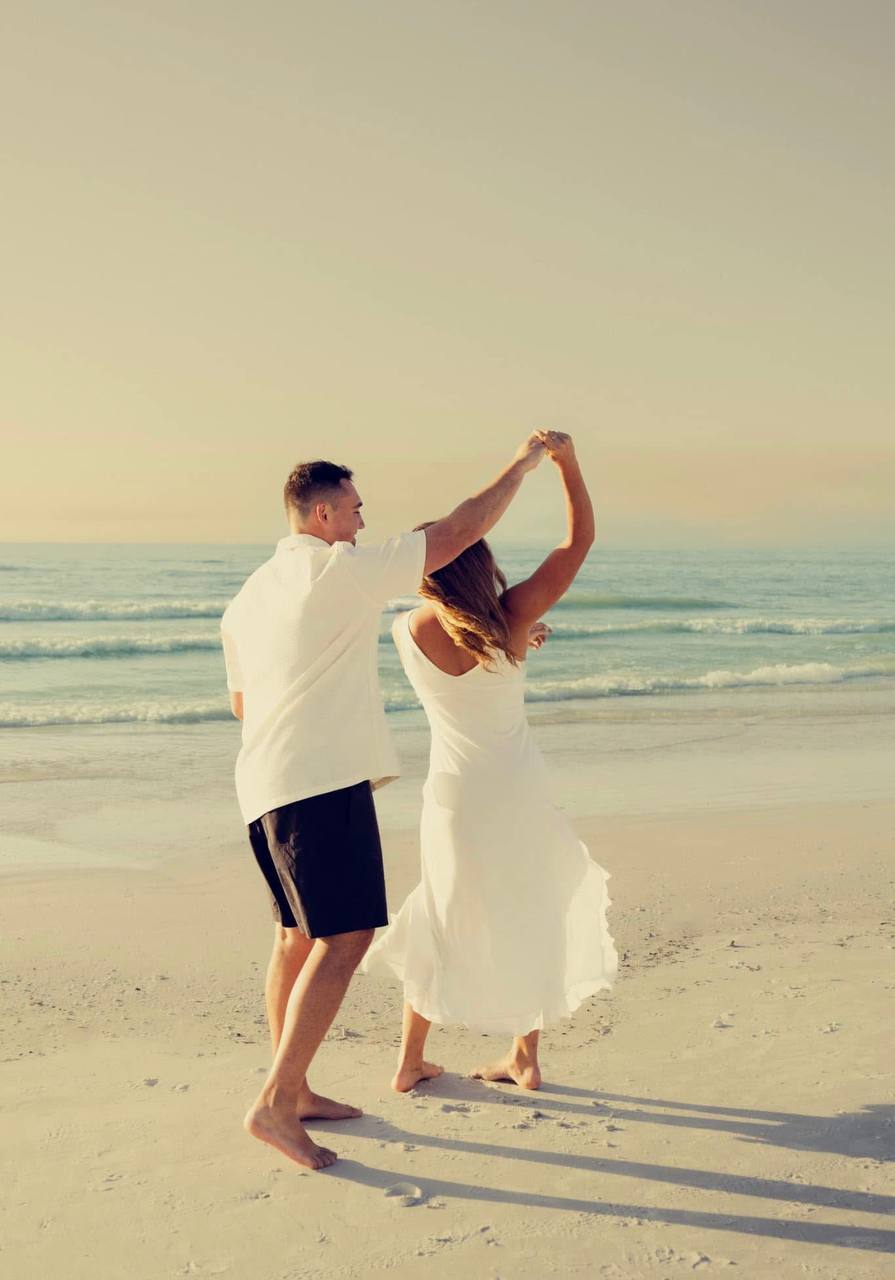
left=536, top=429, right=576, bottom=467
left=527, top=621, right=553, bottom=650
left=512, top=432, right=548, bottom=473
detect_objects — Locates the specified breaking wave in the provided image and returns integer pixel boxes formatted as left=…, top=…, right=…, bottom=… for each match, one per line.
left=0, top=634, right=221, bottom=660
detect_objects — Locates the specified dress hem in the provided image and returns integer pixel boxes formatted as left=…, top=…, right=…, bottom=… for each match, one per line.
left=362, top=852, right=617, bottom=1037
left=399, top=974, right=615, bottom=1038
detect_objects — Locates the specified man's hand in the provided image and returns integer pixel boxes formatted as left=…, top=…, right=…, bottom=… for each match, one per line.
left=537, top=429, right=576, bottom=467
left=512, top=433, right=548, bottom=473
left=423, top=434, right=547, bottom=575
left=527, top=621, right=553, bottom=650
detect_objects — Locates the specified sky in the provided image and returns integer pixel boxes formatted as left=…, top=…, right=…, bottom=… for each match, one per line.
left=3, top=0, right=893, bottom=546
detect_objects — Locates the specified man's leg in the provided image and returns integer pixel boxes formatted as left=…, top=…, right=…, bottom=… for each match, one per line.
left=266, top=925, right=313, bottom=1054
left=245, top=927, right=373, bottom=1170
left=264, top=923, right=366, bottom=1122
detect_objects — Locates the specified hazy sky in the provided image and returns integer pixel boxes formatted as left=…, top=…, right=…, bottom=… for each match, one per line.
left=3, top=1, right=893, bottom=546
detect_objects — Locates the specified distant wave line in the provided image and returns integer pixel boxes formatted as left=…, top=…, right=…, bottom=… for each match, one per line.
left=4, top=610, right=890, bottom=662
left=547, top=593, right=738, bottom=611
left=0, top=600, right=230, bottom=622
left=0, top=592, right=750, bottom=625
left=547, top=617, right=895, bottom=639
left=384, top=593, right=739, bottom=615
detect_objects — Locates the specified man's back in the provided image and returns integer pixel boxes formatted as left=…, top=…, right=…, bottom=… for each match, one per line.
left=222, top=530, right=425, bottom=823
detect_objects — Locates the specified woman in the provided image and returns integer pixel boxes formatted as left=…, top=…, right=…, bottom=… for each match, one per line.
left=364, top=431, right=617, bottom=1090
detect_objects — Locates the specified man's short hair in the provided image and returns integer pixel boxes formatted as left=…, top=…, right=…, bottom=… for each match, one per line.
left=284, top=460, right=354, bottom=517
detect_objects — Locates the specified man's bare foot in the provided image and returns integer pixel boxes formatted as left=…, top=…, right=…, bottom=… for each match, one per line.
left=244, top=1101, right=338, bottom=1171
left=469, top=1056, right=542, bottom=1090
left=295, top=1089, right=362, bottom=1121
left=391, top=1060, right=444, bottom=1093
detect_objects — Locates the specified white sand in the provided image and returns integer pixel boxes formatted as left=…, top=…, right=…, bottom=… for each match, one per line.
left=1, top=689, right=893, bottom=1278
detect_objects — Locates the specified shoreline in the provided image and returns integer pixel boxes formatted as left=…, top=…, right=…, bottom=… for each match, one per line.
left=2, top=680, right=893, bottom=877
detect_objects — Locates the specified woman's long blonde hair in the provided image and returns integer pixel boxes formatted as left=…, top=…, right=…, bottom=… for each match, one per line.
left=415, top=523, right=518, bottom=668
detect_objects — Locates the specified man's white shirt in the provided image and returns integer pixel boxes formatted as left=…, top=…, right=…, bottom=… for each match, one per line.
left=221, top=530, right=427, bottom=824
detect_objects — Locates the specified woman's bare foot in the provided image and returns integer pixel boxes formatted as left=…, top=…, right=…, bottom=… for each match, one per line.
left=391, top=1060, right=444, bottom=1093
left=469, top=1055, right=542, bottom=1090
left=295, top=1089, right=362, bottom=1121
left=244, top=1101, right=338, bottom=1171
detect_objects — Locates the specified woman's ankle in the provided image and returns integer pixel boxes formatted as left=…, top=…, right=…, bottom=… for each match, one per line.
left=397, top=1053, right=424, bottom=1070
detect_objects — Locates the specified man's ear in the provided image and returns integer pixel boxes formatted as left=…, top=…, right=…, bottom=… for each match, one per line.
left=315, top=501, right=329, bottom=524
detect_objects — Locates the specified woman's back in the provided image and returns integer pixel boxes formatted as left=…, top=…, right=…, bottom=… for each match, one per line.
left=392, top=608, right=534, bottom=781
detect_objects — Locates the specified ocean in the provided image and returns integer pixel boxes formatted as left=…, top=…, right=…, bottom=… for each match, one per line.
left=1, top=542, right=894, bottom=730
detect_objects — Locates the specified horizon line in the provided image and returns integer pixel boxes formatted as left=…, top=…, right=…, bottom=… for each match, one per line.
left=1, top=539, right=893, bottom=552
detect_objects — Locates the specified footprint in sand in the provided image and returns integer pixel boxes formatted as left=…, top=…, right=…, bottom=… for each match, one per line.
left=384, top=1181, right=425, bottom=1207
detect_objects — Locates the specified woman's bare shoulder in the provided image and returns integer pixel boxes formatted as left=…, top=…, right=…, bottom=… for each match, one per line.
left=407, top=603, right=438, bottom=633
left=407, top=604, right=449, bottom=652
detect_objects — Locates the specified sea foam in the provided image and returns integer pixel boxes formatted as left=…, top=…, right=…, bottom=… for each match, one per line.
left=0, top=634, right=222, bottom=660
left=526, top=657, right=895, bottom=702
left=0, top=698, right=234, bottom=728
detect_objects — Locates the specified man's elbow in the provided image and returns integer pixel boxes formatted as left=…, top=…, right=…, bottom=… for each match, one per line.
left=423, top=516, right=477, bottom=575
left=561, top=527, right=595, bottom=555
left=573, top=522, right=596, bottom=552
left=229, top=691, right=244, bottom=721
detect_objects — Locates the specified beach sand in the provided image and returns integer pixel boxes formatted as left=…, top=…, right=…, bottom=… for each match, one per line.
left=1, top=689, right=893, bottom=1278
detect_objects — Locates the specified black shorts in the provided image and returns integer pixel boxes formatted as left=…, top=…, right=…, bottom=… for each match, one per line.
left=247, top=781, right=387, bottom=937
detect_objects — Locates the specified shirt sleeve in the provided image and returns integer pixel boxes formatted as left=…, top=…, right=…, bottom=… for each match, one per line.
left=341, top=529, right=427, bottom=608
left=220, top=617, right=244, bottom=692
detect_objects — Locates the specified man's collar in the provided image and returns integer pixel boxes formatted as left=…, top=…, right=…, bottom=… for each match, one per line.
left=277, top=532, right=332, bottom=551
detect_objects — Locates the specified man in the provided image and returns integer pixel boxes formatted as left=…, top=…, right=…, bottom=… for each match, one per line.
left=221, top=434, right=547, bottom=1171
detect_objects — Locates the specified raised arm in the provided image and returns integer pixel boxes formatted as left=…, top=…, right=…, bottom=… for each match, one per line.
left=501, top=432, right=595, bottom=625
left=423, top=434, right=546, bottom=575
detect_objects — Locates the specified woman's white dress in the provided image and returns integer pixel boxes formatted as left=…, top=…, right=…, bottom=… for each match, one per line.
left=364, top=609, right=617, bottom=1036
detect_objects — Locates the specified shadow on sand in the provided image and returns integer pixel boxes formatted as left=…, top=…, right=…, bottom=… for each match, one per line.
left=309, top=1075, right=894, bottom=1253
